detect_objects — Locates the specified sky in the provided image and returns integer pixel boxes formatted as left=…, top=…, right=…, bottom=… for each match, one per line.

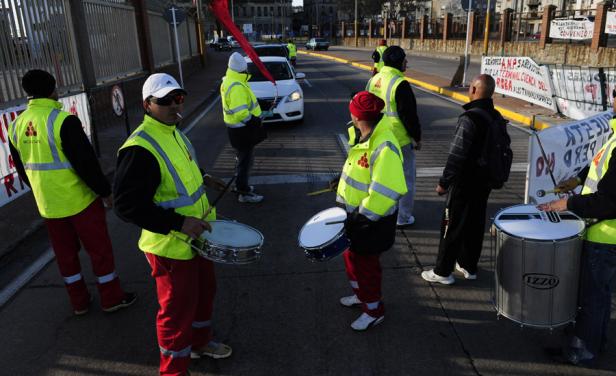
left=292, top=0, right=303, bottom=6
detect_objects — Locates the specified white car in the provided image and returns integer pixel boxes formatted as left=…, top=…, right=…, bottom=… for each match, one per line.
left=227, top=36, right=240, bottom=48
left=245, top=56, right=305, bottom=123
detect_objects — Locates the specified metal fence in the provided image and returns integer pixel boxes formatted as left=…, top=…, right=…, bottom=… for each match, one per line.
left=84, top=0, right=142, bottom=84
left=0, top=0, right=82, bottom=104
left=149, top=11, right=174, bottom=68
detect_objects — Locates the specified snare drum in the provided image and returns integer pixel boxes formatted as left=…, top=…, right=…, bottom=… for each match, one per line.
left=492, top=204, right=585, bottom=328
left=298, top=207, right=349, bottom=262
left=194, top=220, right=264, bottom=264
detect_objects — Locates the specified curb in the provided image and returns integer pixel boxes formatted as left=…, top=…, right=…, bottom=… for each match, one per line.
left=299, top=50, right=551, bottom=130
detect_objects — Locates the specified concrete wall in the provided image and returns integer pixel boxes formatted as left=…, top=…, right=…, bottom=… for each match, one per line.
left=342, top=37, right=616, bottom=67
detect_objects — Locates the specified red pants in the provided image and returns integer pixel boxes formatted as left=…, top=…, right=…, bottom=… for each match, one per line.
left=343, top=249, right=384, bottom=317
left=45, top=198, right=126, bottom=311
left=145, top=253, right=216, bottom=376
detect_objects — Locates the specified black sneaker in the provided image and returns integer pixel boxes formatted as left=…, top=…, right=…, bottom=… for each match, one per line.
left=103, top=292, right=137, bottom=313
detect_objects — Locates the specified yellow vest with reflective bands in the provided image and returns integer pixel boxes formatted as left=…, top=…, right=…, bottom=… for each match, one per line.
left=9, top=98, right=97, bottom=218
left=366, top=66, right=412, bottom=147
left=336, top=121, right=407, bottom=220
left=373, top=45, right=387, bottom=72
left=287, top=43, right=297, bottom=58
left=119, top=115, right=215, bottom=260
left=581, top=118, right=616, bottom=245
left=220, top=68, right=262, bottom=128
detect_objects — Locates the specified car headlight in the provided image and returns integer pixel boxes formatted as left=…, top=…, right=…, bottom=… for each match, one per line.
left=286, top=90, right=302, bottom=102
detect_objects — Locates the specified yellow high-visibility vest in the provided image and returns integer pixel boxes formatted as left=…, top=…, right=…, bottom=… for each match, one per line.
left=9, top=98, right=96, bottom=218
left=373, top=45, right=387, bottom=72
left=119, top=115, right=215, bottom=260
left=367, top=66, right=412, bottom=147
left=336, top=121, right=407, bottom=220
left=220, top=68, right=262, bottom=128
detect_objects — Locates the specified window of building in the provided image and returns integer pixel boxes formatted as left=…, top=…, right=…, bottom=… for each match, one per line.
left=264, top=6, right=268, bottom=16
left=258, top=6, right=261, bottom=16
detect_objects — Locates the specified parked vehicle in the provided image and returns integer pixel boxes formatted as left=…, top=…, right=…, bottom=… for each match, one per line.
left=253, top=44, right=289, bottom=59
left=306, top=38, right=329, bottom=51
left=209, top=38, right=232, bottom=51
left=245, top=56, right=305, bottom=124
left=227, top=36, right=240, bottom=48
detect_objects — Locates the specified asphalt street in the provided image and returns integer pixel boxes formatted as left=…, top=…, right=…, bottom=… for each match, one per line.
left=0, top=54, right=614, bottom=375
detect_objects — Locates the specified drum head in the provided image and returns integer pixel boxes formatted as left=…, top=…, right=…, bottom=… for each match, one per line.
left=299, top=207, right=346, bottom=248
left=200, top=220, right=263, bottom=248
left=494, top=204, right=585, bottom=241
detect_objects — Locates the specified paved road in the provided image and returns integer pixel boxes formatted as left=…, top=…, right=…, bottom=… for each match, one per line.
left=0, top=54, right=614, bottom=375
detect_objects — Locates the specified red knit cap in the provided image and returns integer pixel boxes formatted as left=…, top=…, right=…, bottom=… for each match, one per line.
left=349, top=91, right=385, bottom=121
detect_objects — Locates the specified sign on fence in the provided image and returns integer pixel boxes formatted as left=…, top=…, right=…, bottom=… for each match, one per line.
left=481, top=56, right=557, bottom=111
left=527, top=111, right=614, bottom=204
left=549, top=18, right=594, bottom=40
left=606, top=12, right=616, bottom=35
left=0, top=92, right=92, bottom=207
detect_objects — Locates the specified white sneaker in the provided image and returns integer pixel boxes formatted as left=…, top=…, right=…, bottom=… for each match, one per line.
left=238, top=192, right=263, bottom=203
left=455, top=263, right=477, bottom=280
left=351, top=312, right=384, bottom=331
left=421, top=269, right=455, bottom=285
left=396, top=215, right=415, bottom=227
left=339, top=294, right=362, bottom=307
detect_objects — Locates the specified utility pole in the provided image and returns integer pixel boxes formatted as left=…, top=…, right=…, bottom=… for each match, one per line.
left=354, top=0, right=358, bottom=46
left=462, top=0, right=472, bottom=86
left=231, top=0, right=235, bottom=23
left=195, top=0, right=206, bottom=65
left=483, top=0, right=491, bottom=55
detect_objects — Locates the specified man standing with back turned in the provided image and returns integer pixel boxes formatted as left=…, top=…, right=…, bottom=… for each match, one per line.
left=9, top=69, right=135, bottom=315
left=422, top=74, right=502, bottom=285
left=367, top=46, right=422, bottom=227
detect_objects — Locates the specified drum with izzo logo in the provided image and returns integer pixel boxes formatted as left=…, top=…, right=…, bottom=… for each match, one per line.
left=491, top=204, right=585, bottom=329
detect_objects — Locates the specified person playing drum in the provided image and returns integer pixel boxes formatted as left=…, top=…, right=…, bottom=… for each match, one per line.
left=335, top=91, right=407, bottom=331
left=114, top=74, right=231, bottom=376
left=539, top=102, right=616, bottom=366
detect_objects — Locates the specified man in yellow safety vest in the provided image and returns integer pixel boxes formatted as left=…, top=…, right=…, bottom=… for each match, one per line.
left=114, top=73, right=231, bottom=376
left=287, top=39, right=297, bottom=67
left=371, top=39, right=387, bottom=76
left=9, top=69, right=135, bottom=316
left=336, top=91, right=407, bottom=331
left=540, top=100, right=616, bottom=366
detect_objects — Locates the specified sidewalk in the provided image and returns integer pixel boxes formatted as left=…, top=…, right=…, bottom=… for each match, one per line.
left=300, top=46, right=570, bottom=129
left=0, top=50, right=231, bottom=260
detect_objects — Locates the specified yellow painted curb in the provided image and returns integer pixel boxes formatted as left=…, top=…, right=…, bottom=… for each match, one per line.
left=299, top=50, right=552, bottom=130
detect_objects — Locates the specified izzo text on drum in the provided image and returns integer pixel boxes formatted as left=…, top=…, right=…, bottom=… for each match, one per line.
left=523, top=273, right=560, bottom=290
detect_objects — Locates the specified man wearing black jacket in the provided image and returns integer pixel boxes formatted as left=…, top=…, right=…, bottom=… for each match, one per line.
left=9, top=70, right=135, bottom=315
left=422, top=74, right=499, bottom=285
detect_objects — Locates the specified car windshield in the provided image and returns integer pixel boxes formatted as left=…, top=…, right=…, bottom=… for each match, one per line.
left=255, top=46, right=287, bottom=57
left=248, top=62, right=292, bottom=82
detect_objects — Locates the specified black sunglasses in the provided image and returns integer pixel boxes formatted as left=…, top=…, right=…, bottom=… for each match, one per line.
left=149, top=93, right=186, bottom=106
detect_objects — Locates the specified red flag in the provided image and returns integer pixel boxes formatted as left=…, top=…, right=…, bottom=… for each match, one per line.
left=209, top=0, right=276, bottom=85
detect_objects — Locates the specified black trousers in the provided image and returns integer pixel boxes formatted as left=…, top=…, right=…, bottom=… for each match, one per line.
left=434, top=183, right=491, bottom=276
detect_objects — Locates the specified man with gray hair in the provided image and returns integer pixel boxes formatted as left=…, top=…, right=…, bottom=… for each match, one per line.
left=422, top=74, right=504, bottom=285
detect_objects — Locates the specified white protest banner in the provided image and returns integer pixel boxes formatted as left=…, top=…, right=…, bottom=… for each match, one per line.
left=481, top=56, right=557, bottom=111
left=605, top=12, right=616, bottom=35
left=550, top=66, right=604, bottom=120
left=549, top=18, right=594, bottom=40
left=0, top=92, right=92, bottom=207
left=527, top=111, right=614, bottom=204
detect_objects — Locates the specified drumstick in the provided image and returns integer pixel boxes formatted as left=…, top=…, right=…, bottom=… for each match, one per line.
left=307, top=187, right=333, bottom=196
left=325, top=220, right=345, bottom=225
left=536, top=188, right=561, bottom=197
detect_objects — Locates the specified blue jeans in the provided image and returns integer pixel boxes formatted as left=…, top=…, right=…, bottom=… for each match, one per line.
left=397, top=144, right=416, bottom=223
left=573, top=240, right=616, bottom=357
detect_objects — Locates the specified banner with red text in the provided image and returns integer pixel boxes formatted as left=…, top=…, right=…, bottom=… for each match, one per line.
left=481, top=56, right=557, bottom=112
left=526, top=111, right=614, bottom=204
left=606, top=12, right=616, bottom=35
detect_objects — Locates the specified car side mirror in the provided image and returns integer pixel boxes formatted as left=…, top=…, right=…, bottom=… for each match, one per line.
left=296, top=72, right=306, bottom=80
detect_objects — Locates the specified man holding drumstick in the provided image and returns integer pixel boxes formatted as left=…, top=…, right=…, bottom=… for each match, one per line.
left=336, top=91, right=407, bottom=331
left=114, top=74, right=231, bottom=376
left=540, top=98, right=616, bottom=367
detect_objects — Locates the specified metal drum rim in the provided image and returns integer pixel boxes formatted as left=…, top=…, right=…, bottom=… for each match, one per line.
left=494, top=308, right=576, bottom=329
left=201, top=220, right=264, bottom=249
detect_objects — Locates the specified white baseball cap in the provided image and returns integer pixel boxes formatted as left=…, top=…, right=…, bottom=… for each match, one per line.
left=142, top=73, right=186, bottom=101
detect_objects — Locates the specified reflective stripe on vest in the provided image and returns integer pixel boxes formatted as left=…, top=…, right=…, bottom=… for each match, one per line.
left=16, top=109, right=73, bottom=171
left=135, top=131, right=205, bottom=209
left=583, top=137, right=616, bottom=194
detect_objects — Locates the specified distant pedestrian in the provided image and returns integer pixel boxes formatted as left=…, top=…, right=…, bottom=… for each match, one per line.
left=422, top=74, right=505, bottom=285
left=371, top=39, right=387, bottom=76
left=8, top=69, right=135, bottom=315
left=367, top=45, right=422, bottom=227
left=114, top=73, right=232, bottom=376
left=539, top=98, right=616, bottom=367
left=337, top=91, right=407, bottom=331
left=221, top=52, right=266, bottom=203
left=287, top=39, right=297, bottom=67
